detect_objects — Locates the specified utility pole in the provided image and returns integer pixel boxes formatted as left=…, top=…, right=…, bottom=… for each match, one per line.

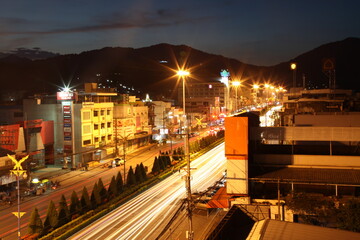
left=182, top=75, right=193, bottom=240
left=114, top=118, right=118, bottom=157
left=277, top=178, right=281, bottom=221
left=122, top=137, right=126, bottom=184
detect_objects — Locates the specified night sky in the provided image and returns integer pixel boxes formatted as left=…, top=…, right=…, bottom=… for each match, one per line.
left=1, top=0, right=359, bottom=66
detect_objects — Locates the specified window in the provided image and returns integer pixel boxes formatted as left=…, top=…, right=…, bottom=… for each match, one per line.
left=94, top=124, right=99, bottom=130
left=83, top=140, right=91, bottom=145
left=101, top=123, right=105, bottom=129
left=107, top=135, right=112, bottom=140
left=101, top=136, right=105, bottom=141
left=101, top=110, right=105, bottom=116
left=83, top=125, right=91, bottom=134
left=94, top=137, right=99, bottom=142
left=83, top=111, right=90, bottom=120
left=93, top=110, right=98, bottom=117
left=107, top=122, right=111, bottom=128
left=107, top=110, right=111, bottom=115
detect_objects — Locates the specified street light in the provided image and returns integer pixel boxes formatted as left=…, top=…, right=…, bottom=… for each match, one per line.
left=232, top=81, right=241, bottom=112
left=117, top=133, right=132, bottom=184
left=291, top=63, right=297, bottom=88
left=8, top=154, right=28, bottom=240
left=177, top=69, right=194, bottom=240
left=252, top=84, right=260, bottom=105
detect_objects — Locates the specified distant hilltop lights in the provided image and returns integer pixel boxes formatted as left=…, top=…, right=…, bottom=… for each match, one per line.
left=97, top=79, right=139, bottom=94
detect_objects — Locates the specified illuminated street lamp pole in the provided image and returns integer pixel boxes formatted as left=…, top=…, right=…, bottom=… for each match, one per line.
left=8, top=154, right=28, bottom=240
left=232, top=81, right=241, bottom=112
left=291, top=63, right=297, bottom=88
left=118, top=133, right=131, bottom=184
left=253, top=84, right=260, bottom=105
left=177, top=69, right=193, bottom=240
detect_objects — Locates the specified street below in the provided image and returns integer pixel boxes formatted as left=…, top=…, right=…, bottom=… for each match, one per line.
left=71, top=143, right=226, bottom=240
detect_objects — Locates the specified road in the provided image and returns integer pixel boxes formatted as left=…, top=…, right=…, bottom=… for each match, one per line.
left=0, top=130, right=212, bottom=239
left=0, top=140, right=183, bottom=240
left=70, top=143, right=226, bottom=240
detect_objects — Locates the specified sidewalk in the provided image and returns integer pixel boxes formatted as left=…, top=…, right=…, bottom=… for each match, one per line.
left=30, top=142, right=161, bottom=181
left=31, top=165, right=71, bottom=180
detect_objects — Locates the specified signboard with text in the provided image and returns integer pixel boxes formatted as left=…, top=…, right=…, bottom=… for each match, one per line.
left=57, top=91, right=77, bottom=101
left=62, top=101, right=73, bottom=154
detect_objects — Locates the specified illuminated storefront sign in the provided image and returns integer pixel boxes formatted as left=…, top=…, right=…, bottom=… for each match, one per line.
left=57, top=91, right=76, bottom=101
left=62, top=101, right=73, bottom=154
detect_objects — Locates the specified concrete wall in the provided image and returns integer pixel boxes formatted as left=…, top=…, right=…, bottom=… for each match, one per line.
left=254, top=154, right=360, bottom=168
left=295, top=114, right=360, bottom=127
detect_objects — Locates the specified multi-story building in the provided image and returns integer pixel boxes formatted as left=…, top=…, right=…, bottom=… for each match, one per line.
left=0, top=119, right=53, bottom=189
left=10, top=83, right=154, bottom=171
left=113, top=98, right=152, bottom=157
left=282, top=88, right=358, bottom=126
left=178, top=82, right=225, bottom=124
left=23, top=83, right=117, bottom=169
left=0, top=105, right=23, bottom=125
left=222, top=87, right=360, bottom=222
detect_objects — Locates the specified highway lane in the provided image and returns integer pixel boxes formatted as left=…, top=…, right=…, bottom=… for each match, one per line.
left=71, top=143, right=226, bottom=240
left=0, top=142, right=178, bottom=240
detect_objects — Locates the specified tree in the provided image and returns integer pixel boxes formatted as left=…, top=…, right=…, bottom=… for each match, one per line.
left=135, top=164, right=143, bottom=183
left=58, top=195, right=70, bottom=227
left=115, top=171, right=124, bottom=194
left=166, top=153, right=171, bottom=166
left=161, top=154, right=167, bottom=169
left=178, top=147, right=184, bottom=160
left=43, top=200, right=58, bottom=235
left=285, top=192, right=336, bottom=226
left=172, top=149, right=178, bottom=161
left=140, top=162, right=147, bottom=180
left=337, top=198, right=360, bottom=232
left=97, top=178, right=108, bottom=203
left=69, top=191, right=81, bottom=219
left=91, top=182, right=101, bottom=209
left=152, top=156, right=160, bottom=174
left=127, top=166, right=136, bottom=185
left=28, top=207, right=43, bottom=235
left=108, top=176, right=117, bottom=199
left=158, top=155, right=165, bottom=171
left=80, top=186, right=91, bottom=214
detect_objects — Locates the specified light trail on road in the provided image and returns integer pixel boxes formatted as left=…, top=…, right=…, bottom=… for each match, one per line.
left=71, top=143, right=226, bottom=240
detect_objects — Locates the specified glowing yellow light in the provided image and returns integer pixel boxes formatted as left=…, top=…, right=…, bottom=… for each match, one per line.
left=253, top=84, right=259, bottom=89
left=291, top=63, right=297, bottom=70
left=177, top=70, right=190, bottom=77
left=232, top=81, right=241, bottom=87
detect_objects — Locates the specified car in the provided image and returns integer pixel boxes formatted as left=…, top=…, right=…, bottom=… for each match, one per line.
left=114, top=158, right=125, bottom=166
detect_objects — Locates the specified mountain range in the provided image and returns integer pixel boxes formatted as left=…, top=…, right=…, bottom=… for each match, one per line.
left=0, top=37, right=359, bottom=101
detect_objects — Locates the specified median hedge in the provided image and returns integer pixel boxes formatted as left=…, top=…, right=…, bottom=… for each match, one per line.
left=37, top=133, right=224, bottom=240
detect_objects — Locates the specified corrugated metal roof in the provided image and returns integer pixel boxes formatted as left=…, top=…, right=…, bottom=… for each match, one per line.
left=206, top=187, right=229, bottom=208
left=247, top=219, right=360, bottom=240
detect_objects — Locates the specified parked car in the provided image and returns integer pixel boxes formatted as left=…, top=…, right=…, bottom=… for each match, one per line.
left=114, top=158, right=125, bottom=166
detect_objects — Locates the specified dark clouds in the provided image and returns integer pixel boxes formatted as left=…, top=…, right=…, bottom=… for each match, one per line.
left=0, top=0, right=359, bottom=65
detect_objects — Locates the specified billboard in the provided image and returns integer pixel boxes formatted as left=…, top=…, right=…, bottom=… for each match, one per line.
left=62, top=101, right=73, bottom=154
left=57, top=91, right=77, bottom=101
